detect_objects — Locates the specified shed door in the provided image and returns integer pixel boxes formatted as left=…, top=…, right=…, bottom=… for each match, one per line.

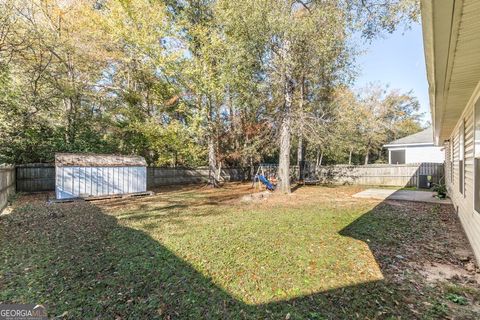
left=390, top=150, right=405, bottom=164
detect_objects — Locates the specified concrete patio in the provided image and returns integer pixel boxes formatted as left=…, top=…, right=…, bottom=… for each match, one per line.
left=353, top=188, right=452, bottom=204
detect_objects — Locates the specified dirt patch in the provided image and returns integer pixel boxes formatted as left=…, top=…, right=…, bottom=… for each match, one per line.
left=240, top=191, right=272, bottom=202
left=455, top=248, right=476, bottom=262
left=412, top=262, right=480, bottom=283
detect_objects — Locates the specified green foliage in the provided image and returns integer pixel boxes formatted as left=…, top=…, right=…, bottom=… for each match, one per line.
left=446, top=293, right=469, bottom=305
left=0, top=0, right=423, bottom=168
left=424, top=301, right=449, bottom=318
left=433, top=182, right=447, bottom=197
left=328, top=84, right=423, bottom=164
left=130, top=119, right=207, bottom=167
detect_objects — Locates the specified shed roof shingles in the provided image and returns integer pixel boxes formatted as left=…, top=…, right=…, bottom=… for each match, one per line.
left=384, top=128, right=434, bottom=146
left=55, top=153, right=147, bottom=167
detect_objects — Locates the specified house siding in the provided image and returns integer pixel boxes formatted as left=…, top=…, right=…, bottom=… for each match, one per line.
left=445, top=93, right=480, bottom=262
left=387, top=145, right=444, bottom=164
left=405, top=146, right=444, bottom=163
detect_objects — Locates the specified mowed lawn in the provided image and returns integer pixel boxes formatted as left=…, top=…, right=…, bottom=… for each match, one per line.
left=1, top=184, right=480, bottom=319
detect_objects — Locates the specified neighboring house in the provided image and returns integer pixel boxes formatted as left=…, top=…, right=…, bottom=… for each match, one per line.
left=421, top=0, right=480, bottom=261
left=384, top=127, right=444, bottom=164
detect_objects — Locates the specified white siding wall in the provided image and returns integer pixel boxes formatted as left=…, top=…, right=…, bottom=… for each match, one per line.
left=406, top=146, right=445, bottom=163
left=56, top=166, right=147, bottom=200
left=388, top=145, right=444, bottom=164
left=445, top=141, right=453, bottom=188
left=445, top=86, right=480, bottom=262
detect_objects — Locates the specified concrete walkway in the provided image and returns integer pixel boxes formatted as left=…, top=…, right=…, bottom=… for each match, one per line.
left=353, top=188, right=452, bottom=204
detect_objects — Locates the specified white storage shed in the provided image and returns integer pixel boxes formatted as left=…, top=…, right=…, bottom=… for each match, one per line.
left=383, top=128, right=444, bottom=164
left=55, top=153, right=147, bottom=200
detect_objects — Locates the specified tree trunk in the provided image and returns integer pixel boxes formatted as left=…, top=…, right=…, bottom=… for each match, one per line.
left=208, top=134, right=218, bottom=187
left=348, top=147, right=353, bottom=165
left=315, top=149, right=323, bottom=173
left=249, top=156, right=254, bottom=181
left=216, top=161, right=222, bottom=183
left=277, top=39, right=293, bottom=194
left=297, top=74, right=306, bottom=180
left=297, top=135, right=304, bottom=180
left=364, top=147, right=370, bottom=165
left=278, top=113, right=292, bottom=193
left=64, top=96, right=78, bottom=145
left=64, top=53, right=79, bottom=146
left=206, top=95, right=219, bottom=188
left=315, top=149, right=321, bottom=171
left=227, top=85, right=240, bottom=152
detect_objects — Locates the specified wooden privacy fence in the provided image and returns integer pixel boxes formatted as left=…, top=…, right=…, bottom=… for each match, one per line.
left=14, top=162, right=444, bottom=192
left=314, top=163, right=444, bottom=187
left=0, top=166, right=15, bottom=212
left=15, top=165, right=251, bottom=192
left=16, top=164, right=56, bottom=192
left=147, top=167, right=250, bottom=187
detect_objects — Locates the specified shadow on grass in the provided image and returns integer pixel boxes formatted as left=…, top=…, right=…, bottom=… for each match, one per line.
left=290, top=183, right=303, bottom=193
left=0, top=197, right=471, bottom=319
left=103, top=184, right=253, bottom=213
left=117, top=204, right=189, bottom=221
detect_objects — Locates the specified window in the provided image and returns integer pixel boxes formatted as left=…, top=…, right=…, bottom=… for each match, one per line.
left=390, top=150, right=405, bottom=164
left=459, top=120, right=465, bottom=195
left=475, top=102, right=480, bottom=212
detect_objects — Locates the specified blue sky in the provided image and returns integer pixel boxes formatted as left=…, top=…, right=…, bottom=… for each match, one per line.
left=354, top=23, right=430, bottom=124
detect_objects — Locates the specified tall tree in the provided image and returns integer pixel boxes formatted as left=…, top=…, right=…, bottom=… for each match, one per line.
left=332, top=84, right=422, bottom=165
left=0, top=0, right=422, bottom=177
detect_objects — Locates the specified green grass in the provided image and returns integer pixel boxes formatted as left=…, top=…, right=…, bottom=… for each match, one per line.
left=1, top=184, right=479, bottom=319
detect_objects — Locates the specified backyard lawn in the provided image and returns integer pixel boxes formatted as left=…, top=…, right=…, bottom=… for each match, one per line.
left=1, top=183, right=480, bottom=319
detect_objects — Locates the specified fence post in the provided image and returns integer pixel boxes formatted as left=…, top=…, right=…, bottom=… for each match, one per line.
left=0, top=166, right=15, bottom=212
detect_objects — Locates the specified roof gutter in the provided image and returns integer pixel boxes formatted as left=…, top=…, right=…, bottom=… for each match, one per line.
left=421, top=0, right=460, bottom=145
left=383, top=142, right=435, bottom=148
left=421, top=0, right=437, bottom=144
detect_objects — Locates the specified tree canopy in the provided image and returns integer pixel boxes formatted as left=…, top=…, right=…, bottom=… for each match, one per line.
left=0, top=0, right=423, bottom=190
